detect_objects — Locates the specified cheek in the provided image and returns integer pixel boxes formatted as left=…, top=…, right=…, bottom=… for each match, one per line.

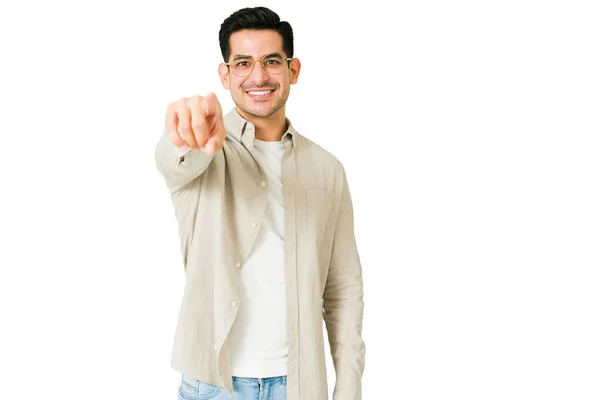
left=229, top=75, right=246, bottom=88
left=276, top=76, right=289, bottom=89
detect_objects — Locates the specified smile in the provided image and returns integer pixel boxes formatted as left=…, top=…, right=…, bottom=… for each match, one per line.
left=245, top=89, right=276, bottom=99
left=247, top=90, right=274, bottom=95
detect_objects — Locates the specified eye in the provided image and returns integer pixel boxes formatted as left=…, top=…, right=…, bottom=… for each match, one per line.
left=236, top=61, right=250, bottom=67
left=264, top=59, right=281, bottom=66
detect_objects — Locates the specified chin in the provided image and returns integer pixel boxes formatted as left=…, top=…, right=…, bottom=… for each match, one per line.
left=249, top=108, right=277, bottom=118
left=239, top=103, right=281, bottom=118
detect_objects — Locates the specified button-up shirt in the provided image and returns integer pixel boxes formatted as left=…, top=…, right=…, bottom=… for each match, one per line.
left=154, top=108, right=366, bottom=400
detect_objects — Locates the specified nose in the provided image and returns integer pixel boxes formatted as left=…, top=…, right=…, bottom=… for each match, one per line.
left=247, top=60, right=269, bottom=84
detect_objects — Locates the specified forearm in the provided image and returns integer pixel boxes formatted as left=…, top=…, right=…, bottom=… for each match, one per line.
left=154, top=131, right=214, bottom=192
left=323, top=262, right=365, bottom=399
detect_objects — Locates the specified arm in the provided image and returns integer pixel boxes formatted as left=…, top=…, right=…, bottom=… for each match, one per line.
left=154, top=93, right=226, bottom=193
left=323, top=167, right=366, bottom=400
left=154, top=131, right=214, bottom=193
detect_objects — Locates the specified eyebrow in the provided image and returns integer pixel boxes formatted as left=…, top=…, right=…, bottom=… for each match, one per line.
left=231, top=52, right=284, bottom=61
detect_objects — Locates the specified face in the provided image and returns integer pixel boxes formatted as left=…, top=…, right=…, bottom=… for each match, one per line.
left=219, top=29, right=301, bottom=119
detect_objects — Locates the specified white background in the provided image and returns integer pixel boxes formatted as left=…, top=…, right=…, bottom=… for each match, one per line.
left=1, top=0, right=599, bottom=399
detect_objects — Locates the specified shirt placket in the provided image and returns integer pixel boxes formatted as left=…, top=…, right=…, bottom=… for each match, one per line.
left=282, top=140, right=300, bottom=400
left=219, top=136, right=271, bottom=392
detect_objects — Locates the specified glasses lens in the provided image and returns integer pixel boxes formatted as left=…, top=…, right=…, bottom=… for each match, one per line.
left=262, top=56, right=286, bottom=75
left=232, top=59, right=253, bottom=77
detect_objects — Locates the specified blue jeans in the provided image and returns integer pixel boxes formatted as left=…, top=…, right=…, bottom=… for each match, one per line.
left=178, top=373, right=287, bottom=400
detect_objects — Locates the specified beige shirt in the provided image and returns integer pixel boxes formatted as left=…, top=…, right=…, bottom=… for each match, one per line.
left=154, top=108, right=366, bottom=400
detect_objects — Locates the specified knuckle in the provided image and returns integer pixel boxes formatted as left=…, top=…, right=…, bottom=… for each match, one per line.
left=174, top=98, right=187, bottom=111
left=178, top=121, right=191, bottom=132
left=188, top=95, right=203, bottom=106
left=166, top=102, right=177, bottom=114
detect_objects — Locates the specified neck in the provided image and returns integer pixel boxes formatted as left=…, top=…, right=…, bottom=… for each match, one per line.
left=236, top=106, right=288, bottom=142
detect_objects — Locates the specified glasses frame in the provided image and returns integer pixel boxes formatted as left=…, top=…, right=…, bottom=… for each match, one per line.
left=224, top=53, right=293, bottom=77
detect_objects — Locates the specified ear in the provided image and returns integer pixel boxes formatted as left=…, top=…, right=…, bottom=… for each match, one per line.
left=289, top=58, right=301, bottom=85
left=218, top=63, right=230, bottom=90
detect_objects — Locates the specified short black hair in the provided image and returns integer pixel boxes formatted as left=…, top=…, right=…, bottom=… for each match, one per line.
left=219, top=7, right=294, bottom=62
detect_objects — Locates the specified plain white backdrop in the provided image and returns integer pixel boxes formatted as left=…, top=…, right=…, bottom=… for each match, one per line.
left=0, top=0, right=599, bottom=399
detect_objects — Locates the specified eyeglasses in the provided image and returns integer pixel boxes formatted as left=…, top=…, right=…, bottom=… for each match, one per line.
left=224, top=53, right=292, bottom=77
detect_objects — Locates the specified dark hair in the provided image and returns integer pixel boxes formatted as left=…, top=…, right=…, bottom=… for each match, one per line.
left=219, top=7, right=294, bottom=62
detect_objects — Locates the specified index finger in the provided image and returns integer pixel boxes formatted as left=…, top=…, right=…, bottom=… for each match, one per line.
left=203, top=92, right=222, bottom=118
left=190, top=99, right=209, bottom=149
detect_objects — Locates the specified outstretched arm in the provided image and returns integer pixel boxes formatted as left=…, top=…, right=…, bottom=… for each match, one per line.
left=154, top=93, right=226, bottom=192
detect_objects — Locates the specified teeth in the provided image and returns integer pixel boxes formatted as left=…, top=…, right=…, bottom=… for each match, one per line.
left=248, top=90, right=272, bottom=95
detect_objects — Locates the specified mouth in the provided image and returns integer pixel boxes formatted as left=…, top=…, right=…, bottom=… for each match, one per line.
left=245, top=88, right=276, bottom=100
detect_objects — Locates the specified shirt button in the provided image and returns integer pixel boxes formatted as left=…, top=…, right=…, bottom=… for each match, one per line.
left=251, top=222, right=257, bottom=228
left=231, top=300, right=238, bottom=308
left=213, top=344, right=217, bottom=350
left=260, top=181, right=267, bottom=187
left=235, top=262, right=241, bottom=269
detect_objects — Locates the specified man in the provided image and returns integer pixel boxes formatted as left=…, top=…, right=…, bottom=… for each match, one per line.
left=155, top=6, right=365, bottom=400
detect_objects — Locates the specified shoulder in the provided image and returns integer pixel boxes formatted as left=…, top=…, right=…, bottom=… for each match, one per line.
left=294, top=133, right=348, bottom=193
left=295, top=134, right=345, bottom=173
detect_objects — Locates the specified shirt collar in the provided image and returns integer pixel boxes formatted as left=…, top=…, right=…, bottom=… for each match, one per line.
left=223, top=108, right=298, bottom=149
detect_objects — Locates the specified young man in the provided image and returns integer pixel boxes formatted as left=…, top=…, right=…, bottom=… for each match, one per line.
left=155, top=7, right=365, bottom=400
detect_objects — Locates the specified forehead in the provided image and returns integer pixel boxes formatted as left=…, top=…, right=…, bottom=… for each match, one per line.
left=228, top=29, right=285, bottom=58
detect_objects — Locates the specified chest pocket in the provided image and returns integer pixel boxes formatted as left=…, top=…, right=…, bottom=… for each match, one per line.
left=304, top=188, right=338, bottom=240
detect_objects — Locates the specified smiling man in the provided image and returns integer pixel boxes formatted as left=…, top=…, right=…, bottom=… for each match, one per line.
left=155, top=7, right=365, bottom=400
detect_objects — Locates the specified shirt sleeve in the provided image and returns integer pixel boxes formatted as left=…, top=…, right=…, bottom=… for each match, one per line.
left=154, top=131, right=214, bottom=193
left=323, top=165, right=366, bottom=400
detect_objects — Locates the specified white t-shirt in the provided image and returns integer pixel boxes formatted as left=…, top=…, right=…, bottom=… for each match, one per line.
left=228, top=137, right=288, bottom=378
